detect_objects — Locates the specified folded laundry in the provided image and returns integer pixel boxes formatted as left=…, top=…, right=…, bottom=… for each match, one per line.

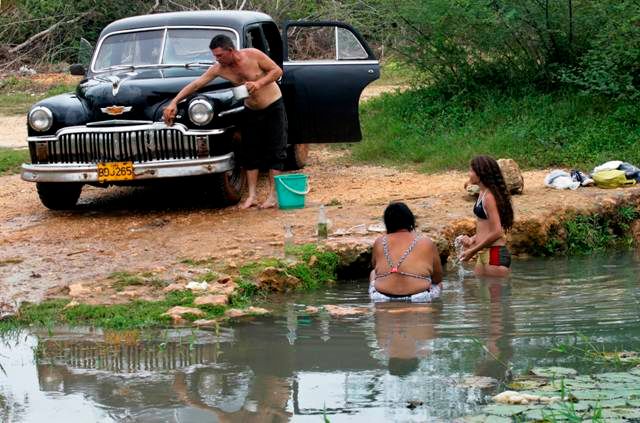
left=544, top=170, right=580, bottom=190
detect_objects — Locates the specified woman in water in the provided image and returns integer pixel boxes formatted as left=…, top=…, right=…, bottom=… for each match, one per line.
left=369, top=202, right=443, bottom=302
left=459, top=155, right=514, bottom=277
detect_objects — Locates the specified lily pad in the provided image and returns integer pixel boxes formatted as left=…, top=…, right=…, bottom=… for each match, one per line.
left=531, top=367, right=578, bottom=378
left=461, top=415, right=513, bottom=423
left=593, top=372, right=640, bottom=384
left=602, top=407, right=640, bottom=420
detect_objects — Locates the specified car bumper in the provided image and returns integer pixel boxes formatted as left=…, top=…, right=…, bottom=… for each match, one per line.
left=21, top=154, right=235, bottom=183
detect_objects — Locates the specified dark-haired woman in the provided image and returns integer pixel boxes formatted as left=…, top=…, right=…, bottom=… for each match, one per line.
left=460, top=156, right=514, bottom=277
left=369, top=202, right=443, bottom=302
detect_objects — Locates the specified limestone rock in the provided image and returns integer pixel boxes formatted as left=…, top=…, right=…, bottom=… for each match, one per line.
left=68, top=283, right=90, bottom=297
left=225, top=306, right=270, bottom=318
left=163, top=283, right=186, bottom=293
left=466, top=158, right=524, bottom=196
left=492, top=390, right=560, bottom=405
left=185, top=281, right=208, bottom=291
left=0, top=302, right=16, bottom=320
left=162, top=306, right=204, bottom=324
left=324, top=304, right=369, bottom=317
left=256, top=267, right=300, bottom=292
left=192, top=319, right=219, bottom=327
left=194, top=295, right=228, bottom=306
left=497, top=158, right=524, bottom=194
left=208, top=279, right=237, bottom=296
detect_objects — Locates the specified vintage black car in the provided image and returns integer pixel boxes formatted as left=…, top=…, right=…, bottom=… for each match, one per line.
left=21, top=11, right=379, bottom=209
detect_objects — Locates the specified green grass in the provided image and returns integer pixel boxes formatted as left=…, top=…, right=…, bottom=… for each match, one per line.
left=0, top=148, right=28, bottom=175
left=0, top=77, right=76, bottom=116
left=108, top=271, right=167, bottom=291
left=0, top=290, right=226, bottom=331
left=354, top=86, right=640, bottom=172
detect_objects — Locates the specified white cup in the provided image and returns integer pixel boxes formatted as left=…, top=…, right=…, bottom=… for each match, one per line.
left=232, top=84, right=249, bottom=100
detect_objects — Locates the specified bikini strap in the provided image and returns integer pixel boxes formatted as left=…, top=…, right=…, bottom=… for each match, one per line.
left=382, top=233, right=421, bottom=273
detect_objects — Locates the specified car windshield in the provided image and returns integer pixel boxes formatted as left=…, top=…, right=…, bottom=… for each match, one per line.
left=93, top=28, right=237, bottom=71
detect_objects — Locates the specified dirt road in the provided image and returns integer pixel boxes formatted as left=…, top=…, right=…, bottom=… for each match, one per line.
left=2, top=143, right=636, bottom=304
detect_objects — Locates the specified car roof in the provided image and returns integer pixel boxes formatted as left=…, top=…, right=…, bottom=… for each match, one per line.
left=101, top=10, right=274, bottom=36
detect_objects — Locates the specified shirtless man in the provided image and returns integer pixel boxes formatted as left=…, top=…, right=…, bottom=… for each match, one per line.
left=163, top=34, right=287, bottom=209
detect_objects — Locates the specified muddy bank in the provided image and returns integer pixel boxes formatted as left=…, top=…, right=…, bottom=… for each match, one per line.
left=2, top=145, right=640, bottom=307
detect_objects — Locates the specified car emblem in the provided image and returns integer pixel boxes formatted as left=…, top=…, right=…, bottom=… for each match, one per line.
left=101, top=105, right=132, bottom=115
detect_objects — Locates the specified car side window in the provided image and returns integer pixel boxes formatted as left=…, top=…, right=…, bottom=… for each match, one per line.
left=286, top=25, right=368, bottom=61
left=246, top=26, right=266, bottom=53
left=261, top=22, right=283, bottom=64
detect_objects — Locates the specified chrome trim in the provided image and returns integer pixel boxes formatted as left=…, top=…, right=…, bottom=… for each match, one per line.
left=91, top=26, right=240, bottom=73
left=21, top=154, right=235, bottom=183
left=218, top=106, right=245, bottom=117
left=27, top=122, right=228, bottom=142
left=28, top=106, right=54, bottom=132
left=86, top=119, right=153, bottom=127
left=188, top=98, right=214, bottom=126
left=283, top=60, right=379, bottom=66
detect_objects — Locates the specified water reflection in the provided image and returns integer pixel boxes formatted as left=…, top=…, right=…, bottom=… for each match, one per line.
left=1, top=252, right=640, bottom=422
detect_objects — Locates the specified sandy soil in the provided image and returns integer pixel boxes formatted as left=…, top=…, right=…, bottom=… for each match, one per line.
left=1, top=143, right=638, bottom=305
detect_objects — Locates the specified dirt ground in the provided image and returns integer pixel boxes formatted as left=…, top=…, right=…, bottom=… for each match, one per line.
left=2, top=142, right=638, bottom=305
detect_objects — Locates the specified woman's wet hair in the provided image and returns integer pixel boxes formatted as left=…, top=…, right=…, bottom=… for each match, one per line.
left=383, top=202, right=416, bottom=233
left=470, top=155, right=514, bottom=230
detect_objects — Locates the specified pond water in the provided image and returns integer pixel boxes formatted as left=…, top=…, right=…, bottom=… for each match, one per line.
left=1, top=252, right=640, bottom=422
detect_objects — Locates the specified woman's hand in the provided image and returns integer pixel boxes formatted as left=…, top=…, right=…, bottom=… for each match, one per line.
left=460, top=235, right=474, bottom=247
left=460, top=248, right=476, bottom=262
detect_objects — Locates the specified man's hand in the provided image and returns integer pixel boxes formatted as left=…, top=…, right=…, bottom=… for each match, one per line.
left=245, top=81, right=260, bottom=95
left=163, top=101, right=178, bottom=126
left=460, top=248, right=476, bottom=262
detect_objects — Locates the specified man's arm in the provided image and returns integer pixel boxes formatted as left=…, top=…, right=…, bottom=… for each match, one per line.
left=163, top=64, right=220, bottom=125
left=244, top=49, right=283, bottom=94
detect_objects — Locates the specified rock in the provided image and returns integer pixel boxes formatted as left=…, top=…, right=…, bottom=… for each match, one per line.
left=68, top=283, right=91, bottom=297
left=324, top=304, right=369, bottom=317
left=162, top=306, right=205, bottom=324
left=225, top=306, right=270, bottom=318
left=194, top=295, right=228, bottom=306
left=497, top=158, right=524, bottom=195
left=304, top=306, right=320, bottom=314
left=192, top=319, right=219, bottom=327
left=256, top=267, right=300, bottom=292
left=492, top=390, right=560, bottom=405
left=308, top=255, right=318, bottom=267
left=216, top=275, right=233, bottom=284
left=406, top=400, right=423, bottom=410
left=466, top=159, right=524, bottom=196
left=63, top=300, right=80, bottom=309
left=367, top=223, right=386, bottom=233
left=208, top=279, right=237, bottom=296
left=186, top=281, right=209, bottom=291
left=163, top=283, right=186, bottom=293
left=0, top=302, right=16, bottom=320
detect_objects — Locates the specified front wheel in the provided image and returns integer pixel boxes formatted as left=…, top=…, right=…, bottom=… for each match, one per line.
left=284, top=144, right=309, bottom=170
left=36, top=182, right=83, bottom=210
left=208, top=166, right=245, bottom=207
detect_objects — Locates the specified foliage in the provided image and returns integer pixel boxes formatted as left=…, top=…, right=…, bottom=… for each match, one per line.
left=354, top=86, right=640, bottom=172
left=542, top=206, right=639, bottom=255
left=0, top=148, right=28, bottom=175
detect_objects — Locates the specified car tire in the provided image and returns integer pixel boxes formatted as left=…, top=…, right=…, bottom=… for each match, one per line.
left=284, top=144, right=309, bottom=170
left=36, top=182, right=83, bottom=210
left=209, top=166, right=245, bottom=207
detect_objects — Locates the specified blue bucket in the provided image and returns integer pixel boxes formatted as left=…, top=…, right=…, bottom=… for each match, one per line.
left=274, top=174, right=309, bottom=209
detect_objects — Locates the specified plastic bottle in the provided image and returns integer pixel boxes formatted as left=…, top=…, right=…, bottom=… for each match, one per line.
left=317, top=205, right=328, bottom=241
left=284, top=223, right=295, bottom=261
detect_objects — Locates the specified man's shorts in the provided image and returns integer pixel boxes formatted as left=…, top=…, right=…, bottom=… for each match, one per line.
left=239, top=98, right=288, bottom=171
left=477, top=245, right=511, bottom=268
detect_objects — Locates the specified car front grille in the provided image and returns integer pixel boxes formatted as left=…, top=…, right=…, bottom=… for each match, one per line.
left=49, top=128, right=199, bottom=164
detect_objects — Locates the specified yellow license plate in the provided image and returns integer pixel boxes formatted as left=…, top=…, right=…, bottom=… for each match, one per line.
left=97, top=161, right=134, bottom=182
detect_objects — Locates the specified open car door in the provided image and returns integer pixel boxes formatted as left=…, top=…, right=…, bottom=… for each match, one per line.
left=281, top=21, right=380, bottom=144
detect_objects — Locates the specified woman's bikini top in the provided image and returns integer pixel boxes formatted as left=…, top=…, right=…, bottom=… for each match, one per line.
left=374, top=234, right=433, bottom=283
left=473, top=190, right=488, bottom=220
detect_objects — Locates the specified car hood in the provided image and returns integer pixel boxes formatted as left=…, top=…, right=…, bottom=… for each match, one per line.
left=78, top=67, right=233, bottom=121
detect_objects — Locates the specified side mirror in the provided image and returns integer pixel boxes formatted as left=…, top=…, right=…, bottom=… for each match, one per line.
left=69, top=64, right=86, bottom=76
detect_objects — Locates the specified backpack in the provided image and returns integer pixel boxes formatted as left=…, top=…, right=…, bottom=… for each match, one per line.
left=592, top=170, right=636, bottom=188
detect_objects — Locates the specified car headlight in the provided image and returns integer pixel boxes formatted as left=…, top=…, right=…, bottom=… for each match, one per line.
left=188, top=99, right=214, bottom=126
left=28, top=106, right=53, bottom=132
